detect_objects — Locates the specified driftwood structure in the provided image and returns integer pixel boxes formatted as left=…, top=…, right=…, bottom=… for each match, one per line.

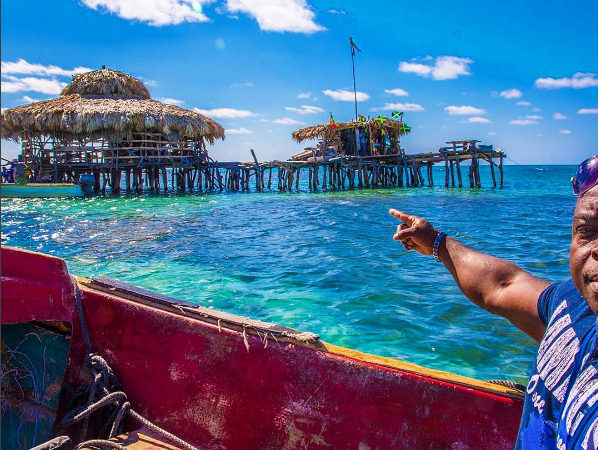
left=1, top=67, right=225, bottom=193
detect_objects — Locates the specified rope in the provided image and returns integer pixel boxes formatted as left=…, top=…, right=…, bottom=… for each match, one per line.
left=64, top=277, right=199, bottom=450
left=486, top=379, right=526, bottom=392
left=75, top=440, right=125, bottom=450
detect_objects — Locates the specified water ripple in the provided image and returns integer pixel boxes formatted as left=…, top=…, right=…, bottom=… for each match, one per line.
left=0, top=165, right=576, bottom=383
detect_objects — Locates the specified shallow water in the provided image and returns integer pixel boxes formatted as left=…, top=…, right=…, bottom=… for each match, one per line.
left=1, top=165, right=576, bottom=383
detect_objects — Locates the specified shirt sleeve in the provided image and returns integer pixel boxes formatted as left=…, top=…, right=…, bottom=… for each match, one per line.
left=537, top=283, right=558, bottom=327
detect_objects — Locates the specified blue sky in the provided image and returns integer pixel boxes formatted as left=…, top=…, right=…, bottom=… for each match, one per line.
left=1, top=0, right=597, bottom=164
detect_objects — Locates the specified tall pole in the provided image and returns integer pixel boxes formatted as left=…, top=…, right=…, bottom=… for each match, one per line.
left=349, top=37, right=360, bottom=122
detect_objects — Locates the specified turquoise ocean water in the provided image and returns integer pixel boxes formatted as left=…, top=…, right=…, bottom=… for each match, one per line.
left=1, top=165, right=576, bottom=383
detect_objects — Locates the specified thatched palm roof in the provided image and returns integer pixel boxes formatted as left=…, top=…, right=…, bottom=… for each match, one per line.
left=292, top=119, right=410, bottom=143
left=1, top=68, right=225, bottom=144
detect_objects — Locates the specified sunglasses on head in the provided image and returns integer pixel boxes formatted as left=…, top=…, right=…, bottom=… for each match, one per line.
left=572, top=155, right=598, bottom=196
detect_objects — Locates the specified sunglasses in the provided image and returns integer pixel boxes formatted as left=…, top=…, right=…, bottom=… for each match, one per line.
left=572, top=155, right=598, bottom=196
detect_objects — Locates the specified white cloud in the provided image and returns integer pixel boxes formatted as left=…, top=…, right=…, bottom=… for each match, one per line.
left=159, top=97, right=184, bottom=105
left=230, top=81, right=254, bottom=88
left=323, top=89, right=370, bottom=102
left=398, top=56, right=473, bottom=80
left=488, top=131, right=497, bottom=136
left=371, top=102, right=425, bottom=112
left=444, top=105, right=485, bottom=115
left=578, top=108, right=598, bottom=114
left=226, top=127, right=253, bottom=134
left=80, top=0, right=210, bottom=26
left=20, top=95, right=42, bottom=103
left=384, top=88, right=409, bottom=97
left=226, top=0, right=325, bottom=33
left=297, top=92, right=311, bottom=99
left=463, top=116, right=491, bottom=123
left=1, top=108, right=7, bottom=113
left=500, top=88, right=522, bottom=99
left=509, top=119, right=538, bottom=125
left=535, top=72, right=598, bottom=89
left=328, top=8, right=347, bottom=15
left=559, top=129, right=572, bottom=134
left=272, top=117, right=305, bottom=125
left=1, top=59, right=92, bottom=76
left=285, top=105, right=324, bottom=115
left=552, top=112, right=567, bottom=120
left=1, top=76, right=67, bottom=94
left=516, top=101, right=531, bottom=106
left=526, top=114, right=543, bottom=120
left=193, top=107, right=256, bottom=118
left=139, top=77, right=158, bottom=87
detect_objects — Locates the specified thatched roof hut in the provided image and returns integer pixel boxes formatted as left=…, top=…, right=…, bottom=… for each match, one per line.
left=292, top=118, right=410, bottom=143
left=291, top=117, right=411, bottom=160
left=1, top=67, right=225, bottom=144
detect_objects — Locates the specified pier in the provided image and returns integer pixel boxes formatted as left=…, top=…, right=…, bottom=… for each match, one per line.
left=19, top=139, right=503, bottom=194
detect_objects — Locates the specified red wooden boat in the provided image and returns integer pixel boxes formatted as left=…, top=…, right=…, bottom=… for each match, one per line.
left=1, top=246, right=524, bottom=449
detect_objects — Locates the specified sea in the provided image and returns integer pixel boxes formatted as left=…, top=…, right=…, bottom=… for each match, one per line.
left=0, top=164, right=577, bottom=384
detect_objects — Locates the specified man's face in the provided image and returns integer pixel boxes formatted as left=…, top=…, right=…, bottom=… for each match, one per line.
left=570, top=186, right=598, bottom=314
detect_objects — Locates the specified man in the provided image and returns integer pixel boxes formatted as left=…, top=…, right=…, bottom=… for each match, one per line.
left=390, top=156, right=598, bottom=448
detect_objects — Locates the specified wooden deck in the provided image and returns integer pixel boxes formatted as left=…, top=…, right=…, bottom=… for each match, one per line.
left=24, top=140, right=504, bottom=194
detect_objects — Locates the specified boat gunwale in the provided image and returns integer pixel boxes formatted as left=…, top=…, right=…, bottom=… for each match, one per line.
left=76, top=275, right=525, bottom=401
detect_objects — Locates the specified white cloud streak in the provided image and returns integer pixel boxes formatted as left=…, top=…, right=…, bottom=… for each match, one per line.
left=226, top=127, right=253, bottom=134
left=371, top=102, right=424, bottom=112
left=464, top=117, right=491, bottom=123
left=323, top=89, right=370, bottom=102
left=516, top=101, right=531, bottom=106
left=1, top=76, right=67, bottom=94
left=500, top=88, right=522, bottom=99
left=159, top=97, right=184, bottom=105
left=285, top=105, right=324, bottom=115
left=552, top=113, right=567, bottom=120
left=444, top=105, right=485, bottom=115
left=384, top=88, right=409, bottom=97
left=226, top=0, right=324, bottom=33
left=509, top=119, right=538, bottom=125
left=193, top=107, right=256, bottom=118
left=398, top=56, right=473, bottom=80
left=272, top=117, right=305, bottom=125
left=526, top=114, right=543, bottom=120
left=297, top=92, right=311, bottom=99
left=578, top=108, right=598, bottom=114
left=1, top=59, right=92, bottom=76
left=230, top=81, right=254, bottom=88
left=81, top=0, right=210, bottom=26
left=20, top=95, right=42, bottom=103
left=535, top=72, right=598, bottom=89
left=559, top=129, right=572, bottom=134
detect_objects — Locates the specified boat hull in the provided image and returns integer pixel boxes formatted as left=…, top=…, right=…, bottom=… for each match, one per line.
left=1, top=183, right=85, bottom=198
left=0, top=246, right=524, bottom=448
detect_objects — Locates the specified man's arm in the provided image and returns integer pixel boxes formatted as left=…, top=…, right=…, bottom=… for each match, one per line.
left=389, top=209, right=550, bottom=342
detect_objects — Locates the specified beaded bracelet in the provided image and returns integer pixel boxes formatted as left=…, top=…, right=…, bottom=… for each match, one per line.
left=433, top=231, right=447, bottom=262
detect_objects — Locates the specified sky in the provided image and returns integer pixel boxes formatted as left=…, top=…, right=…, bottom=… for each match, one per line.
left=1, top=0, right=597, bottom=164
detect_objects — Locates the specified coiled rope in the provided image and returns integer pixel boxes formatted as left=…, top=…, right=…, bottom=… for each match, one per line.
left=60, top=279, right=199, bottom=450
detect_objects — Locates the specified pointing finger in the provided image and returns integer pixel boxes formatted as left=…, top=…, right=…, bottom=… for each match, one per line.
left=389, top=209, right=414, bottom=225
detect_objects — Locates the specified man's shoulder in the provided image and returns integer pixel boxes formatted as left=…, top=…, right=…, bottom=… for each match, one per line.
left=538, top=279, right=589, bottom=326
